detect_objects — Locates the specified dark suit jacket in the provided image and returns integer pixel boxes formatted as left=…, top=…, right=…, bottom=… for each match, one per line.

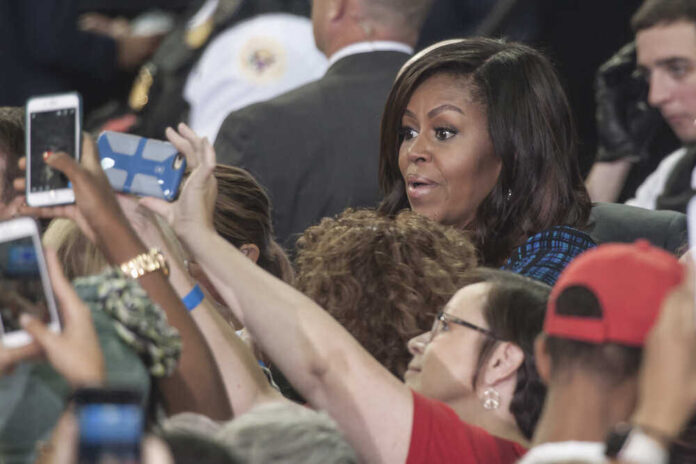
left=0, top=0, right=117, bottom=109
left=586, top=202, right=687, bottom=255
left=214, top=50, right=410, bottom=248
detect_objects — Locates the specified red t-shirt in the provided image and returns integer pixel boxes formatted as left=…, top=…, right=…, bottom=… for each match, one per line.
left=407, top=391, right=527, bottom=464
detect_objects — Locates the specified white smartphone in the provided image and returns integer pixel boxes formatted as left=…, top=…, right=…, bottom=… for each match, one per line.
left=0, top=217, right=61, bottom=347
left=25, top=92, right=82, bottom=207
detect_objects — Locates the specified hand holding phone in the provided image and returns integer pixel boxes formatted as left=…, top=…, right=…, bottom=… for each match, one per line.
left=18, top=134, right=127, bottom=245
left=25, top=92, right=82, bottom=207
left=0, top=217, right=60, bottom=348
left=18, top=248, right=104, bottom=387
left=0, top=218, right=104, bottom=385
left=97, top=131, right=186, bottom=201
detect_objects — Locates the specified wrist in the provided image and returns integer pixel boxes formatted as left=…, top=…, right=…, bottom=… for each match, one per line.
left=68, top=365, right=105, bottom=390
left=93, top=220, right=145, bottom=263
left=119, top=248, right=169, bottom=280
left=632, top=407, right=683, bottom=442
left=179, top=226, right=218, bottom=256
left=182, top=284, right=205, bottom=311
left=605, top=422, right=669, bottom=464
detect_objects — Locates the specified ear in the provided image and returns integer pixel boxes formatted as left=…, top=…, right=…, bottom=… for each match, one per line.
left=482, top=342, right=525, bottom=387
left=327, top=0, right=347, bottom=21
left=240, top=243, right=260, bottom=264
left=534, top=334, right=551, bottom=385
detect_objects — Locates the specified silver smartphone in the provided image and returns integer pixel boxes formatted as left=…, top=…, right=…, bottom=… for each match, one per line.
left=25, top=92, right=82, bottom=207
left=0, top=217, right=61, bottom=347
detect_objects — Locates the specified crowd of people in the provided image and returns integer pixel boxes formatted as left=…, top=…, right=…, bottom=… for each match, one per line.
left=0, top=0, right=695, bottom=463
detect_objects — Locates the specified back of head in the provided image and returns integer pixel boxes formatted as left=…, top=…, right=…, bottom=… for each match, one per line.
left=160, top=431, right=241, bottom=464
left=0, top=107, right=24, bottom=203
left=469, top=268, right=550, bottom=440
left=544, top=241, right=684, bottom=386
left=217, top=401, right=357, bottom=464
left=295, top=208, right=477, bottom=377
left=378, top=38, right=591, bottom=266
left=360, top=0, right=434, bottom=38
left=632, top=0, right=696, bottom=32
left=212, top=165, right=294, bottom=284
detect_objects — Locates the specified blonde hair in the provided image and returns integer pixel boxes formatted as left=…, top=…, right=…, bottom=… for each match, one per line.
left=42, top=218, right=108, bottom=280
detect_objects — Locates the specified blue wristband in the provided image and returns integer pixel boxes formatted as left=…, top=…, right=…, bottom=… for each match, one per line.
left=182, top=284, right=205, bottom=311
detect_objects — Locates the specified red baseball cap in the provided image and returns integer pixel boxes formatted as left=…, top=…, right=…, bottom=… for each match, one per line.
left=545, top=240, right=684, bottom=347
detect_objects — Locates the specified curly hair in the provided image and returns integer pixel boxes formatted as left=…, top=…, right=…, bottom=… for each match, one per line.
left=294, top=208, right=478, bottom=378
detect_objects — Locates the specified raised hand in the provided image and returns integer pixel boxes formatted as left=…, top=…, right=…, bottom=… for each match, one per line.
left=633, top=261, right=696, bottom=440
left=5, top=249, right=104, bottom=388
left=140, top=123, right=218, bottom=244
left=15, top=134, right=124, bottom=244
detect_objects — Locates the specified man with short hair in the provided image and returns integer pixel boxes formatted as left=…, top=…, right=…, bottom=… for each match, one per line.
left=519, top=241, right=689, bottom=464
left=214, top=0, right=433, bottom=248
left=586, top=0, right=696, bottom=211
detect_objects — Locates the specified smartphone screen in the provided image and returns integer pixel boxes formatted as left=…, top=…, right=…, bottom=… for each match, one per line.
left=75, top=389, right=144, bottom=464
left=29, top=108, right=76, bottom=193
left=0, top=236, right=52, bottom=335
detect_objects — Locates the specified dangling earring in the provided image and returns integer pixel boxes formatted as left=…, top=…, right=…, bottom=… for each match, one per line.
left=482, top=388, right=500, bottom=410
left=506, top=188, right=512, bottom=202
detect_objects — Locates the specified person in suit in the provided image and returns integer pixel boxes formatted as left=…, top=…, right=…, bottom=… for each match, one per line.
left=213, top=0, right=433, bottom=248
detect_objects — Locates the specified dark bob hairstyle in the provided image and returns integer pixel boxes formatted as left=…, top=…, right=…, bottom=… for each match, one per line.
left=378, top=38, right=591, bottom=266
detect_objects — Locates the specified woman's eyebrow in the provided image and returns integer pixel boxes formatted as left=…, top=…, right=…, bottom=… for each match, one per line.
left=428, top=104, right=464, bottom=118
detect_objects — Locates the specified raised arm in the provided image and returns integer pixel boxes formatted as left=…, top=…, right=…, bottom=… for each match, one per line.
left=142, top=124, right=415, bottom=464
left=16, top=136, right=231, bottom=420
left=117, top=195, right=282, bottom=416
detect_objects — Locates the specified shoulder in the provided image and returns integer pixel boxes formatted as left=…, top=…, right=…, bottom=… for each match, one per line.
left=588, top=202, right=687, bottom=254
left=501, top=226, right=597, bottom=286
left=213, top=77, right=324, bottom=163
left=407, top=391, right=526, bottom=464
left=626, top=147, right=689, bottom=210
left=221, top=76, right=324, bottom=128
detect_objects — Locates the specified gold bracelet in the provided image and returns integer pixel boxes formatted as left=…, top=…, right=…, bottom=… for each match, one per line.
left=119, top=248, right=169, bottom=279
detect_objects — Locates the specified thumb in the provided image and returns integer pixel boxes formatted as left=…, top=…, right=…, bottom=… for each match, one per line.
left=19, top=313, right=56, bottom=352
left=139, top=197, right=173, bottom=224
left=44, top=151, right=83, bottom=184
left=79, top=134, right=102, bottom=173
left=44, top=248, right=87, bottom=328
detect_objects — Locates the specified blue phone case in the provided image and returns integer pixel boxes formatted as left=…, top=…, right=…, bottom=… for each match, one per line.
left=97, top=131, right=186, bottom=201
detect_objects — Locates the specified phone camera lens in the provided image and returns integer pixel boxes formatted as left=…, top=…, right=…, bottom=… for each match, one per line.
left=173, top=153, right=184, bottom=170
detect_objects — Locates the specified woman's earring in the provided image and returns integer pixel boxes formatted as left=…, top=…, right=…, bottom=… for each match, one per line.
left=482, top=388, right=501, bottom=410
left=506, top=188, right=512, bottom=202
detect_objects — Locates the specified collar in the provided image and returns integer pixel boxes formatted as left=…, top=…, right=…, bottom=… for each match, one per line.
left=517, top=441, right=606, bottom=464
left=327, top=41, right=413, bottom=67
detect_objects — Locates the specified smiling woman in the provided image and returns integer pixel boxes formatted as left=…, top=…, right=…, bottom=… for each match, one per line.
left=379, top=38, right=594, bottom=276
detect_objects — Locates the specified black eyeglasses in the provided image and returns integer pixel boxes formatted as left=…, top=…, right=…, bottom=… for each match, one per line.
left=430, top=311, right=500, bottom=342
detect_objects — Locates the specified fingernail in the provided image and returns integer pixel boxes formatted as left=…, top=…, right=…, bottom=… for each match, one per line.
left=43, top=150, right=53, bottom=161
left=19, top=313, right=33, bottom=327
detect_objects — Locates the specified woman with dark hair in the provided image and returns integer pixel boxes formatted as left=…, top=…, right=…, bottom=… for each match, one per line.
left=406, top=269, right=548, bottom=444
left=378, top=38, right=595, bottom=283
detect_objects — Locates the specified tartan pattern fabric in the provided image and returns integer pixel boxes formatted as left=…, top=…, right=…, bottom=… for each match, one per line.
left=502, top=226, right=597, bottom=286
